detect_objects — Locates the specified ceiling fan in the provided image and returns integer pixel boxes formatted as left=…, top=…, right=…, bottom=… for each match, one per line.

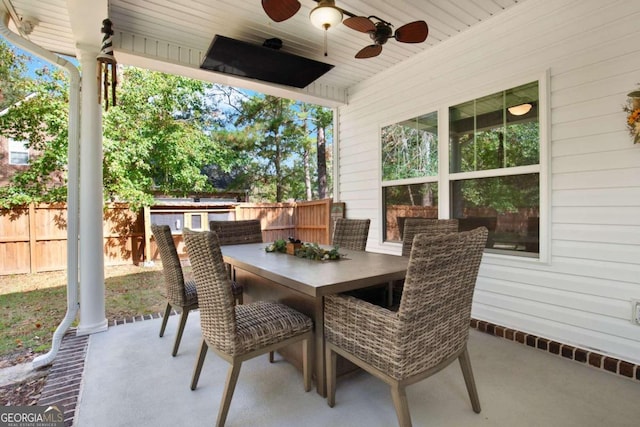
left=344, top=16, right=428, bottom=58
left=261, top=0, right=429, bottom=59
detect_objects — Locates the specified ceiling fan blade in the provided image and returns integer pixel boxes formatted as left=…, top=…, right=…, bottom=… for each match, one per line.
left=355, top=44, right=383, bottom=59
left=344, top=16, right=376, bottom=33
left=394, top=20, right=428, bottom=43
left=262, top=0, right=301, bottom=22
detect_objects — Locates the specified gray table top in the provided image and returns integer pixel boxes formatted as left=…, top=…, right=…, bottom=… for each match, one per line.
left=221, top=242, right=408, bottom=297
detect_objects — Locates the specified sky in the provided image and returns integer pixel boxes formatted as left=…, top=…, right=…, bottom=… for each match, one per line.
left=1, top=35, right=78, bottom=78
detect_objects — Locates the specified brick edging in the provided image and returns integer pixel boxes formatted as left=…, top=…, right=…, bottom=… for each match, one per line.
left=470, top=319, right=640, bottom=382
left=36, top=312, right=173, bottom=426
left=38, top=329, right=89, bottom=427
left=108, top=309, right=178, bottom=327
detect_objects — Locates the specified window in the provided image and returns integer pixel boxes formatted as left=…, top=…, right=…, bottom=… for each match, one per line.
left=381, top=111, right=438, bottom=241
left=449, top=81, right=540, bottom=256
left=383, top=183, right=439, bottom=241
left=8, top=139, right=29, bottom=165
left=379, top=80, right=543, bottom=257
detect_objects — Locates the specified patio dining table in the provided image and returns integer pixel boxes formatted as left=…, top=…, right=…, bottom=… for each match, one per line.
left=220, top=242, right=409, bottom=396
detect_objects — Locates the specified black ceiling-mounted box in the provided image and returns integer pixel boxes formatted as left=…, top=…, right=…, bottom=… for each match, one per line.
left=200, top=35, right=334, bottom=88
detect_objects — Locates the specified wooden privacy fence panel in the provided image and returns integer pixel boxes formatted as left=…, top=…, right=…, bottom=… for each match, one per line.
left=0, top=205, right=32, bottom=275
left=2, top=200, right=335, bottom=274
left=0, top=203, right=144, bottom=276
left=235, top=202, right=296, bottom=243
left=235, top=199, right=332, bottom=245
left=295, top=199, right=332, bottom=244
left=386, top=205, right=438, bottom=242
left=103, top=204, right=145, bottom=266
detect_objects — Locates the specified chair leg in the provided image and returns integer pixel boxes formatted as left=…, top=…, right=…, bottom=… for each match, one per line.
left=326, top=345, right=337, bottom=407
left=159, top=302, right=171, bottom=337
left=171, top=307, right=190, bottom=357
left=268, top=351, right=275, bottom=363
left=458, top=346, right=481, bottom=413
left=390, top=383, right=412, bottom=427
left=236, top=293, right=243, bottom=305
left=216, top=362, right=242, bottom=427
left=191, top=339, right=208, bottom=390
left=302, top=336, right=312, bottom=392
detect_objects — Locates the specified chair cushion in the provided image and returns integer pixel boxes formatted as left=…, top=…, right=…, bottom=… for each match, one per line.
left=234, top=301, right=312, bottom=355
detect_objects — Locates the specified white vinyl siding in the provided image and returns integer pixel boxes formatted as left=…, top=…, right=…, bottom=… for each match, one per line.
left=336, top=0, right=640, bottom=364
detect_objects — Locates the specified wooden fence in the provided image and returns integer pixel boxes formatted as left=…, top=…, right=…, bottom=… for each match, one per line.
left=1, top=199, right=335, bottom=275
left=0, top=203, right=144, bottom=275
left=236, top=199, right=332, bottom=244
left=155, top=199, right=335, bottom=261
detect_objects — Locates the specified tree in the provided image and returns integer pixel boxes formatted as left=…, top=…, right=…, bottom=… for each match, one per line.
left=0, top=42, right=70, bottom=208
left=0, top=38, right=30, bottom=110
left=103, top=67, right=223, bottom=208
left=310, top=105, right=333, bottom=199
left=224, top=95, right=333, bottom=202
left=233, top=95, right=303, bottom=202
left=1, top=41, right=334, bottom=208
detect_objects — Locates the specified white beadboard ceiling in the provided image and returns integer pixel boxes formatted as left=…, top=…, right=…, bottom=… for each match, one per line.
left=2, top=0, right=525, bottom=104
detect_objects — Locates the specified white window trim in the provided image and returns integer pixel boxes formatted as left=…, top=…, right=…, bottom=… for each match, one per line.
left=378, top=70, right=550, bottom=264
left=442, top=70, right=550, bottom=264
left=8, top=139, right=29, bottom=165
left=378, top=110, right=440, bottom=246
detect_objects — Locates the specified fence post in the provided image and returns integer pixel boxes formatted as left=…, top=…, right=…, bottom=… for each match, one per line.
left=325, top=199, right=332, bottom=244
left=29, top=202, right=37, bottom=274
left=143, top=205, right=153, bottom=266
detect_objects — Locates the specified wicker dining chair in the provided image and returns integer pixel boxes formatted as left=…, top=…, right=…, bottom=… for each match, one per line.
left=332, top=218, right=370, bottom=251
left=387, top=218, right=461, bottom=306
left=151, top=224, right=200, bottom=357
left=209, top=219, right=263, bottom=304
left=209, top=219, right=263, bottom=246
left=401, top=218, right=459, bottom=257
left=183, top=229, right=313, bottom=427
left=324, top=227, right=488, bottom=427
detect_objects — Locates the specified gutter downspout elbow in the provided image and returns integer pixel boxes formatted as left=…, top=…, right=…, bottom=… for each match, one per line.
left=0, top=13, right=82, bottom=369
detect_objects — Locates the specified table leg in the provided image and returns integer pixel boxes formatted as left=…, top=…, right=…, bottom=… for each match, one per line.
left=313, top=296, right=326, bottom=397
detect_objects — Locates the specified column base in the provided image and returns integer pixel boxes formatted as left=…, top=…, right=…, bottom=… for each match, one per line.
left=76, top=319, right=108, bottom=336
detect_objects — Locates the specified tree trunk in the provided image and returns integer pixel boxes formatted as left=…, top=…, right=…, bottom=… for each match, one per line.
left=275, top=136, right=283, bottom=202
left=303, top=148, right=312, bottom=200
left=317, top=126, right=327, bottom=199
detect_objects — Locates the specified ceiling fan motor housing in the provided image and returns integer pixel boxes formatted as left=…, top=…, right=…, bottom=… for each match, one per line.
left=371, top=22, right=393, bottom=45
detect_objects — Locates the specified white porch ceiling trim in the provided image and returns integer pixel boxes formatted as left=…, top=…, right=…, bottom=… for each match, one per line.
left=114, top=30, right=348, bottom=107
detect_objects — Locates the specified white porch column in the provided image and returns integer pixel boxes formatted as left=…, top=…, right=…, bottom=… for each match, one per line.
left=76, top=45, right=107, bottom=335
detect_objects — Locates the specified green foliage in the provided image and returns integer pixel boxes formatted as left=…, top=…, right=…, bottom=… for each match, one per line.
left=456, top=173, right=539, bottom=214
left=265, top=239, right=288, bottom=253
left=0, top=57, right=70, bottom=208
left=228, top=95, right=333, bottom=202
left=382, top=112, right=438, bottom=181
left=0, top=41, right=333, bottom=208
left=0, top=39, right=30, bottom=110
left=103, top=67, right=220, bottom=209
left=264, top=239, right=342, bottom=260
left=295, top=243, right=342, bottom=260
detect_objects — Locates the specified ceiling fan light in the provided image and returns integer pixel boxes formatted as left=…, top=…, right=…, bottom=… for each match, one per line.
left=508, top=103, right=533, bottom=116
left=309, top=1, right=343, bottom=30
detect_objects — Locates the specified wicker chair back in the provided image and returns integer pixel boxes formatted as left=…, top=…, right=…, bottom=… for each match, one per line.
left=332, top=218, right=370, bottom=251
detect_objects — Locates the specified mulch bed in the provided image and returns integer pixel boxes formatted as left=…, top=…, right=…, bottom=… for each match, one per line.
left=0, top=375, right=47, bottom=406
left=0, top=350, right=47, bottom=406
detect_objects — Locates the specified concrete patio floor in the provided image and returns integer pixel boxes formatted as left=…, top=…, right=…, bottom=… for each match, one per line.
left=75, top=312, right=640, bottom=427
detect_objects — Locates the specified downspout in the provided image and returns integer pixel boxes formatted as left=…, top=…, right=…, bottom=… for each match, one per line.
left=0, top=13, right=81, bottom=369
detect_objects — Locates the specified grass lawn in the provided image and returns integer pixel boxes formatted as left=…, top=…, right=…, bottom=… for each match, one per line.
left=0, top=264, right=172, bottom=360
